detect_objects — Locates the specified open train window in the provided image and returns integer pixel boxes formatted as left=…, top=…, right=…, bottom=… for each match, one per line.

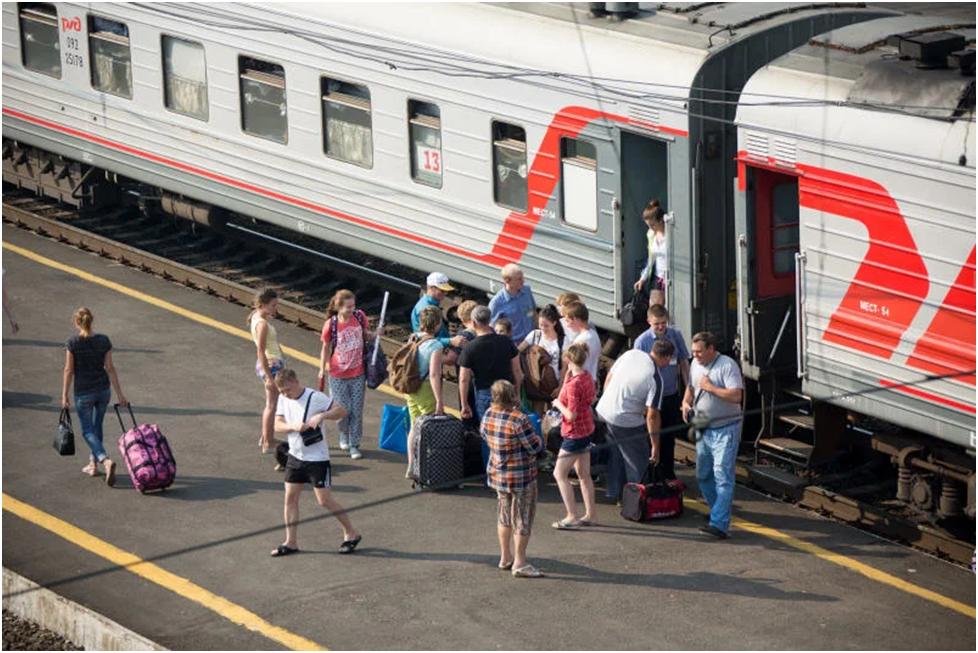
left=163, top=36, right=208, bottom=121
left=322, top=77, right=372, bottom=168
left=409, top=100, right=442, bottom=188
left=89, top=16, right=131, bottom=98
left=240, top=57, right=287, bottom=144
left=560, top=138, right=597, bottom=231
left=492, top=121, right=527, bottom=212
left=19, top=3, right=60, bottom=79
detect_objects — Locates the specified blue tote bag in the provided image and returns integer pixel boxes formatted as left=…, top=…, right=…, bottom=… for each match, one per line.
left=379, top=404, right=410, bottom=454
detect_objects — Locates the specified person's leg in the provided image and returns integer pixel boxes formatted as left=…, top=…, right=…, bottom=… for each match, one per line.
left=74, top=393, right=108, bottom=464
left=552, top=450, right=579, bottom=523
left=618, top=424, right=651, bottom=484
left=476, top=389, right=492, bottom=467
left=282, top=482, right=302, bottom=549
left=512, top=481, right=537, bottom=570
left=574, top=452, right=597, bottom=523
left=329, top=376, right=352, bottom=449
left=604, top=425, right=625, bottom=499
left=708, top=423, right=741, bottom=533
left=695, top=429, right=717, bottom=510
left=313, top=486, right=358, bottom=541
left=496, top=491, right=514, bottom=567
left=92, top=389, right=116, bottom=483
left=346, top=375, right=366, bottom=450
left=658, top=393, right=681, bottom=479
left=262, top=383, right=278, bottom=451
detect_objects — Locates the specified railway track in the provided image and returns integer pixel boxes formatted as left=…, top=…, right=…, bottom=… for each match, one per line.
left=3, top=192, right=973, bottom=567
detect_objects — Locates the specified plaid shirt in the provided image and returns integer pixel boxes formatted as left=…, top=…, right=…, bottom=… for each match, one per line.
left=558, top=371, right=596, bottom=439
left=481, top=406, right=543, bottom=492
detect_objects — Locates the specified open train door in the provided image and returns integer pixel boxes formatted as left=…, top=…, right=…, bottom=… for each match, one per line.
left=736, top=165, right=800, bottom=379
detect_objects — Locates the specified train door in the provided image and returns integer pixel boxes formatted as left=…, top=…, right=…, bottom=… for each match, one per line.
left=739, top=166, right=800, bottom=377
left=619, top=132, right=668, bottom=308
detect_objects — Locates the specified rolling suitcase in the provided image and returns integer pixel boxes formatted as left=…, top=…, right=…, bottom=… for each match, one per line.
left=116, top=404, right=176, bottom=493
left=413, top=414, right=464, bottom=490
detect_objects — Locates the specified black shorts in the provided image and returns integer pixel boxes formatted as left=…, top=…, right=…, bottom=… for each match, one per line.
left=285, top=455, right=332, bottom=488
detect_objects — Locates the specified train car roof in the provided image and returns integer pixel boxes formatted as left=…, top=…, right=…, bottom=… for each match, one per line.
left=736, top=5, right=976, bottom=169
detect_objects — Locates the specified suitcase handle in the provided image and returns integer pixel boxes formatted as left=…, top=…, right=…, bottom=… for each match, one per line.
left=114, top=403, right=137, bottom=433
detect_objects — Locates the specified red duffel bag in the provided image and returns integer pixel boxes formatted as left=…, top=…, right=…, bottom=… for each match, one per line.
left=621, top=464, right=684, bottom=521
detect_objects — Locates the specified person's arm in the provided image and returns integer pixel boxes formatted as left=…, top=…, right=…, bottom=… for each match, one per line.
left=681, top=383, right=695, bottom=423
left=516, top=418, right=543, bottom=455
left=646, top=406, right=661, bottom=463
left=429, top=347, right=445, bottom=415
left=254, top=320, right=274, bottom=390
left=319, top=340, right=330, bottom=380
left=103, top=350, right=128, bottom=407
left=552, top=395, right=575, bottom=422
left=699, top=375, right=743, bottom=404
left=62, top=350, right=74, bottom=409
left=635, top=251, right=652, bottom=290
left=306, top=400, right=349, bottom=428
left=510, top=353, right=523, bottom=397
left=275, top=414, right=299, bottom=434
left=678, top=357, right=691, bottom=389
left=459, top=367, right=473, bottom=419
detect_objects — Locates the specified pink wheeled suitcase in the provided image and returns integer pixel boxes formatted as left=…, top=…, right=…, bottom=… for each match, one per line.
left=115, top=404, right=176, bottom=493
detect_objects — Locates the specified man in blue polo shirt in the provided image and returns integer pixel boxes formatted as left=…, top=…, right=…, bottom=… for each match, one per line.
left=411, top=272, right=465, bottom=364
left=632, top=304, right=689, bottom=479
left=488, top=263, right=537, bottom=344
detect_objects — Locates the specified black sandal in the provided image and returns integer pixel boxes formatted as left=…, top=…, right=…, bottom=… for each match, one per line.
left=271, top=544, right=299, bottom=557
left=338, top=534, right=362, bottom=554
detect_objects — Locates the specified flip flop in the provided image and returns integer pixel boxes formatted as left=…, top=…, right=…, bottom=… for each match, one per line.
left=271, top=544, right=299, bottom=557
left=498, top=560, right=514, bottom=570
left=338, top=534, right=362, bottom=554
left=552, top=519, right=581, bottom=530
left=512, top=565, right=545, bottom=578
left=579, top=519, right=595, bottom=527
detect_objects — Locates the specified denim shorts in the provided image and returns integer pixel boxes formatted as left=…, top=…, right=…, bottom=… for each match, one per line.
left=560, top=434, right=592, bottom=455
left=255, top=358, right=286, bottom=382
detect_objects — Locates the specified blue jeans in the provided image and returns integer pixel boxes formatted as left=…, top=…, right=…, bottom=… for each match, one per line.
left=695, top=422, right=741, bottom=533
left=475, top=388, right=493, bottom=470
left=605, top=422, right=650, bottom=500
left=75, top=388, right=112, bottom=463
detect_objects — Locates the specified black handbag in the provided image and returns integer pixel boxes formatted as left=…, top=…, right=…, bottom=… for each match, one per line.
left=299, top=392, right=323, bottom=447
left=620, top=288, right=649, bottom=326
left=54, top=409, right=75, bottom=456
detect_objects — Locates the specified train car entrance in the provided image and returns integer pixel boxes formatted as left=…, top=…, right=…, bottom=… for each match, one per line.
left=620, top=131, right=668, bottom=307
left=738, top=166, right=800, bottom=379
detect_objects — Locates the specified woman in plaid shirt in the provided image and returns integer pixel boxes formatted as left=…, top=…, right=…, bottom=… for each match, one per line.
left=481, top=380, right=545, bottom=578
left=550, top=342, right=597, bottom=530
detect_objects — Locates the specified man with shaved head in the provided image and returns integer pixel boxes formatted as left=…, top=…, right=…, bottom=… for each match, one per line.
left=488, top=263, right=537, bottom=344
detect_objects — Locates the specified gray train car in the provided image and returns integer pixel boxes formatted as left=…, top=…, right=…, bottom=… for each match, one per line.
left=2, top=1, right=893, bottom=338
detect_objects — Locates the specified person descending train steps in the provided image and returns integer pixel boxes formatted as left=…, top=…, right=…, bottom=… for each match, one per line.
left=634, top=199, right=668, bottom=307
left=488, top=263, right=537, bottom=344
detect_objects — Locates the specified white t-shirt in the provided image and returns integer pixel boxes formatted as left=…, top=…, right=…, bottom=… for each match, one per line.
left=522, top=329, right=563, bottom=377
left=569, top=327, right=601, bottom=383
left=276, top=388, right=334, bottom=461
left=596, top=350, right=663, bottom=429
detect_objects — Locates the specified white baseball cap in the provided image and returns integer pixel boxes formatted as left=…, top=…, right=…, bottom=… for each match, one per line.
left=426, top=272, right=454, bottom=291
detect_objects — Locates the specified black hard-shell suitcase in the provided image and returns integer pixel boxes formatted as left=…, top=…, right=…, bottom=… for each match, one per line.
left=414, top=414, right=465, bottom=489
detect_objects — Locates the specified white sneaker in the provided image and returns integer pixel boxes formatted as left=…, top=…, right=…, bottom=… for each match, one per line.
left=350, top=446, right=363, bottom=460
left=339, top=442, right=350, bottom=451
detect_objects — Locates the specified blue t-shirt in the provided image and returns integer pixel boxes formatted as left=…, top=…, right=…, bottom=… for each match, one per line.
left=414, top=336, right=445, bottom=381
left=488, top=285, right=537, bottom=344
left=411, top=294, right=451, bottom=346
left=632, top=326, right=689, bottom=396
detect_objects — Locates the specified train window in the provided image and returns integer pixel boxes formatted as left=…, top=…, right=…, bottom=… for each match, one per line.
left=492, top=122, right=527, bottom=212
left=408, top=100, right=442, bottom=188
left=771, top=183, right=799, bottom=275
left=88, top=16, right=132, bottom=98
left=163, top=36, right=208, bottom=121
left=240, top=57, right=287, bottom=144
left=18, top=3, right=60, bottom=79
left=322, top=78, right=372, bottom=168
left=560, top=138, right=597, bottom=231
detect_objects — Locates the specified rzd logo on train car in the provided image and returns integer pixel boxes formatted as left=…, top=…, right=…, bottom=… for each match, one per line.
left=61, top=16, right=81, bottom=32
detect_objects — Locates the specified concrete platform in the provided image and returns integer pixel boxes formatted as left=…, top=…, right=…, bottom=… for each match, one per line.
left=2, top=222, right=975, bottom=650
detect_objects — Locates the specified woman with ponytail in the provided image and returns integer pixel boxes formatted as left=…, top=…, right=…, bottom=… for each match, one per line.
left=634, top=199, right=667, bottom=307
left=62, top=307, right=127, bottom=485
left=319, top=289, right=379, bottom=460
left=249, top=288, right=285, bottom=455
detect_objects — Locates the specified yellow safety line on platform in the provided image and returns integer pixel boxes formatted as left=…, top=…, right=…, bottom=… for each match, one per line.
left=1, top=494, right=327, bottom=651
left=1, top=241, right=461, bottom=417
left=682, top=500, right=975, bottom=618
left=5, top=240, right=973, bottom=620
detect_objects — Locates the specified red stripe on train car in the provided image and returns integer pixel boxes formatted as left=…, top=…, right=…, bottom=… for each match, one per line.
left=797, top=166, right=929, bottom=360
left=879, top=379, right=975, bottom=414
left=2, top=107, right=686, bottom=267
left=905, top=246, right=977, bottom=386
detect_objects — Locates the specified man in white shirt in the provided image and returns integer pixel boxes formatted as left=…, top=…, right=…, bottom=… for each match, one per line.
left=271, top=369, right=361, bottom=557
left=562, top=301, right=601, bottom=385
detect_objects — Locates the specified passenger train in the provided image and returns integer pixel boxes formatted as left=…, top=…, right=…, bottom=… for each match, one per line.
left=3, top=2, right=974, bottom=521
